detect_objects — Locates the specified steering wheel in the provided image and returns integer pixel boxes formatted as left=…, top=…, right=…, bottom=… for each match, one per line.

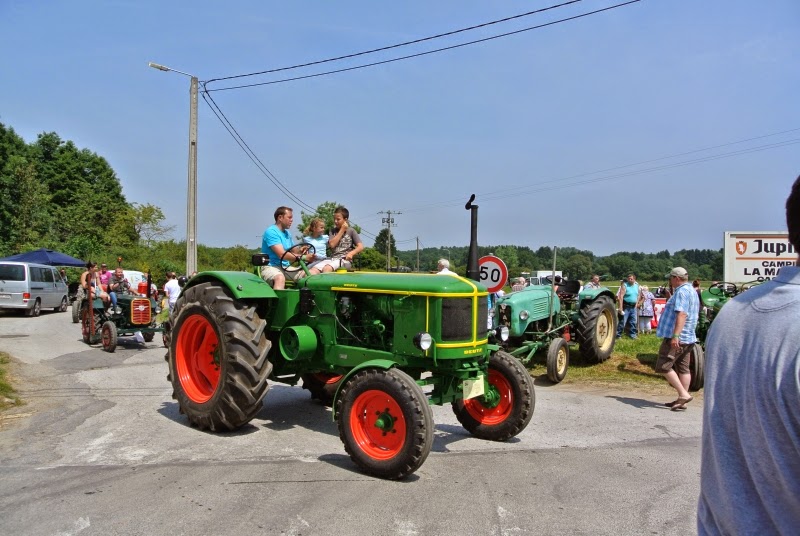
left=708, top=282, right=737, bottom=297
left=280, top=243, right=316, bottom=278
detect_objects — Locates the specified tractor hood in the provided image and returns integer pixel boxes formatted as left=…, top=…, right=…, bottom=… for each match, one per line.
left=302, top=271, right=487, bottom=297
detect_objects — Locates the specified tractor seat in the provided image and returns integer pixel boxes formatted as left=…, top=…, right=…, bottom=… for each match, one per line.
left=251, top=254, right=300, bottom=288
left=557, top=279, right=581, bottom=296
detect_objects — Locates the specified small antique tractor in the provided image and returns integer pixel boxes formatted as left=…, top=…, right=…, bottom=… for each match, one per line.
left=491, top=277, right=618, bottom=383
left=164, top=196, right=534, bottom=479
left=81, top=286, right=165, bottom=352
left=687, top=280, right=760, bottom=391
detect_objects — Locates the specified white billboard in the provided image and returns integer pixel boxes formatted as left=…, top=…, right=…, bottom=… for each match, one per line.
left=723, top=231, right=795, bottom=283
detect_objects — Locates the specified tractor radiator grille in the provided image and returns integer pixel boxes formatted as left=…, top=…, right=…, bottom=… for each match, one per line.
left=130, top=298, right=152, bottom=325
left=441, top=297, right=486, bottom=341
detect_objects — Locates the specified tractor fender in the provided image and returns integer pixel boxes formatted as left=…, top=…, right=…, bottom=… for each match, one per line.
left=578, top=287, right=615, bottom=307
left=331, top=359, right=397, bottom=419
left=183, top=271, right=278, bottom=301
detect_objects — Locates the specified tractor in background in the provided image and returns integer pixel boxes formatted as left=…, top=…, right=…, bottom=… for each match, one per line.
left=491, top=274, right=617, bottom=383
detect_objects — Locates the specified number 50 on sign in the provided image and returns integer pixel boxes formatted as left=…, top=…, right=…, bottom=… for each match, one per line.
left=478, top=255, right=508, bottom=293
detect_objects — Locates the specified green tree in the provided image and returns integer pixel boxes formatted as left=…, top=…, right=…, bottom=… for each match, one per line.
left=130, top=203, right=175, bottom=246
left=221, top=245, right=254, bottom=271
left=357, top=247, right=387, bottom=271
left=373, top=228, right=396, bottom=259
left=6, top=156, right=51, bottom=253
left=561, top=253, right=593, bottom=280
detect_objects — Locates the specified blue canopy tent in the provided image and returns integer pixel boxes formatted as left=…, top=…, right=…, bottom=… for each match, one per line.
left=0, top=248, right=86, bottom=267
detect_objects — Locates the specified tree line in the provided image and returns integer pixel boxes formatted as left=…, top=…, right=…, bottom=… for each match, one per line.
left=0, top=121, right=722, bottom=284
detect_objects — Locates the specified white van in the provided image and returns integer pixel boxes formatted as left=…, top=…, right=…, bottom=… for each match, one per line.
left=0, top=261, right=69, bottom=316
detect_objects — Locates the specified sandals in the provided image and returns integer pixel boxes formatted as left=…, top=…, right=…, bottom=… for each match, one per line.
left=670, top=395, right=694, bottom=411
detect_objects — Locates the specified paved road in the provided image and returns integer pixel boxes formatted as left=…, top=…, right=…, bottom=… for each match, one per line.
left=0, top=310, right=703, bottom=535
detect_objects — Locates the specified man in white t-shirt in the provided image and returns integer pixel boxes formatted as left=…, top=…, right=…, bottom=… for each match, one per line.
left=164, top=272, right=181, bottom=313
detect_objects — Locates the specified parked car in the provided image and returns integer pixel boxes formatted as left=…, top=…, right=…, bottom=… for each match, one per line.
left=0, top=261, right=69, bottom=316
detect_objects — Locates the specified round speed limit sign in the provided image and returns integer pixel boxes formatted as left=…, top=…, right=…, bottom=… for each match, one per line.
left=478, top=255, right=508, bottom=293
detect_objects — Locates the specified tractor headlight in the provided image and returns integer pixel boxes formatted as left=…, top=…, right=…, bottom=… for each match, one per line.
left=494, top=326, right=509, bottom=342
left=154, top=305, right=162, bottom=314
left=413, top=332, right=433, bottom=351
left=519, top=310, right=529, bottom=321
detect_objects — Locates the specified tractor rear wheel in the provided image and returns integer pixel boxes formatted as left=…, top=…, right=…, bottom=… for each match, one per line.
left=546, top=338, right=569, bottom=383
left=302, top=373, right=344, bottom=406
left=337, top=368, right=433, bottom=479
left=453, top=350, right=535, bottom=441
left=81, top=305, right=102, bottom=344
left=576, top=296, right=616, bottom=363
left=167, top=282, right=273, bottom=432
left=102, top=321, right=117, bottom=353
left=72, top=297, right=83, bottom=323
left=689, top=344, right=705, bottom=392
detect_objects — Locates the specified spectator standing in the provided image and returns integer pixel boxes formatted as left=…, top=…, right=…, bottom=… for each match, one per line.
left=655, top=267, right=699, bottom=410
left=616, top=273, right=641, bottom=339
left=638, top=285, right=656, bottom=334
left=59, top=269, right=67, bottom=284
left=437, top=259, right=455, bottom=275
left=164, top=272, right=181, bottom=313
left=261, top=206, right=318, bottom=290
left=584, top=274, right=601, bottom=289
left=698, top=176, right=800, bottom=535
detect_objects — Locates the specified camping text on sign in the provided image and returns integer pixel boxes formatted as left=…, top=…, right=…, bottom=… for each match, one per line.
left=723, top=231, right=795, bottom=283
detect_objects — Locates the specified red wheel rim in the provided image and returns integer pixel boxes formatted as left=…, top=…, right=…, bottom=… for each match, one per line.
left=463, top=369, right=513, bottom=425
left=349, top=389, right=406, bottom=460
left=313, top=373, right=343, bottom=385
left=175, top=314, right=220, bottom=403
left=102, top=326, right=112, bottom=348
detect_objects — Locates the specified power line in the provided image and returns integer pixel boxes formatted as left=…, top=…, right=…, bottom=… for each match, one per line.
left=205, top=0, right=584, bottom=85
left=206, top=0, right=642, bottom=93
left=200, top=90, right=318, bottom=213
left=396, top=128, right=800, bottom=214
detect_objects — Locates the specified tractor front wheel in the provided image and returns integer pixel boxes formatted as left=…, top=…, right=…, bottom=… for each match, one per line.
left=167, top=282, right=273, bottom=432
left=337, top=368, right=433, bottom=479
left=453, top=350, right=535, bottom=441
left=689, top=344, right=705, bottom=391
left=302, top=373, right=344, bottom=406
left=102, top=321, right=117, bottom=353
left=546, top=338, right=569, bottom=383
left=576, top=296, right=616, bottom=363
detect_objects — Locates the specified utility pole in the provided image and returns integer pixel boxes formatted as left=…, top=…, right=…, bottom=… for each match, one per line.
left=148, top=62, right=198, bottom=276
left=416, top=237, right=420, bottom=272
left=378, top=210, right=401, bottom=271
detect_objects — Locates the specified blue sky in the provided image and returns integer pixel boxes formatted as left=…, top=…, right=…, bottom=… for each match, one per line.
left=1, top=0, right=798, bottom=256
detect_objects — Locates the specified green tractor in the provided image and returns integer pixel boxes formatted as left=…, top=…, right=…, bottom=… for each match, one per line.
left=80, top=284, right=166, bottom=352
left=165, top=196, right=534, bottom=479
left=491, top=276, right=618, bottom=383
left=689, top=280, right=760, bottom=391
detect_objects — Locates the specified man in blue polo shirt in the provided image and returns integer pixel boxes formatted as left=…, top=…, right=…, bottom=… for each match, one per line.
left=260, top=206, right=318, bottom=289
left=655, top=266, right=699, bottom=410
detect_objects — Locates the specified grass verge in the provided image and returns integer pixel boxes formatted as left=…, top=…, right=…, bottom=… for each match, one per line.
left=526, top=333, right=676, bottom=392
left=0, top=351, right=22, bottom=410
